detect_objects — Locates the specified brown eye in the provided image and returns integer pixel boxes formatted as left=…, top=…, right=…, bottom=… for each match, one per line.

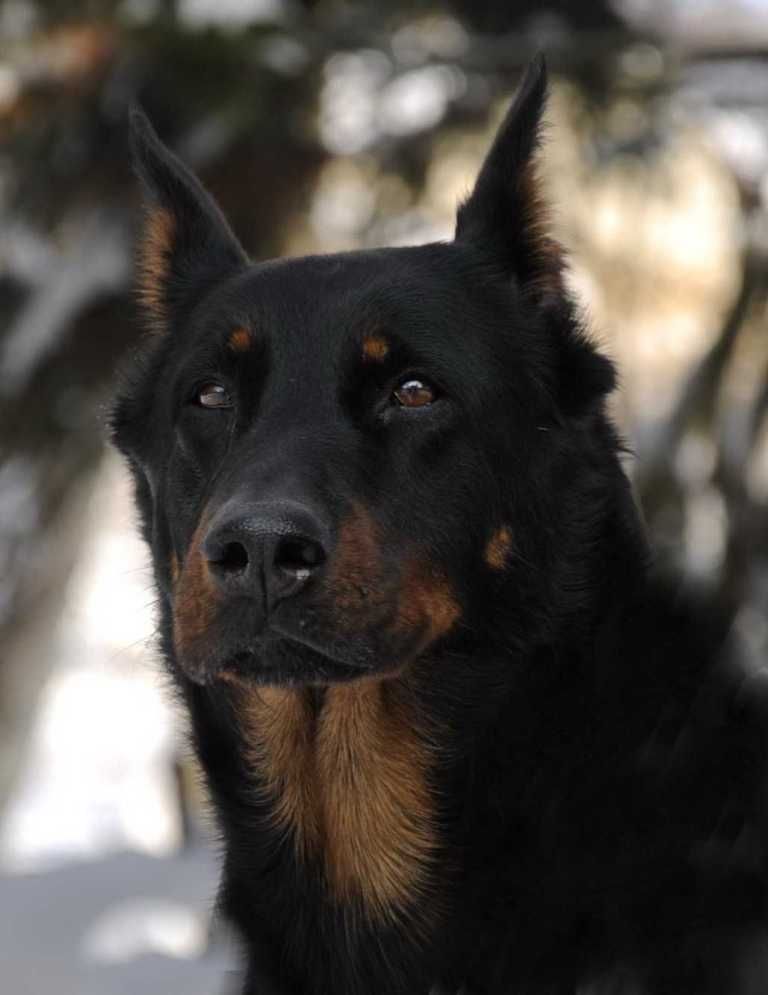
left=393, top=378, right=436, bottom=408
left=196, top=383, right=232, bottom=409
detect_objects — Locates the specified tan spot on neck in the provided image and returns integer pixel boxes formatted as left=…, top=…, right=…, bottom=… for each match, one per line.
left=362, top=334, right=390, bottom=362
left=137, top=206, right=175, bottom=330
left=485, top=525, right=513, bottom=571
left=228, top=327, right=252, bottom=353
left=236, top=678, right=436, bottom=922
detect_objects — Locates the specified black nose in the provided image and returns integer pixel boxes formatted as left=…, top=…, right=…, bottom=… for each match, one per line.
left=202, top=501, right=327, bottom=611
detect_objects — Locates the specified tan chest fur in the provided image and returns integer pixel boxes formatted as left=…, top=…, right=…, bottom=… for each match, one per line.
left=235, top=679, right=437, bottom=922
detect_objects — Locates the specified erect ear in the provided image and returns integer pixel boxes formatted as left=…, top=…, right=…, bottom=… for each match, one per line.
left=457, top=58, right=616, bottom=415
left=455, top=55, right=562, bottom=302
left=129, top=108, right=248, bottom=332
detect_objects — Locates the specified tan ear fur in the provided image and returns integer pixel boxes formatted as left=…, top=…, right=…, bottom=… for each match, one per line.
left=137, top=206, right=175, bottom=331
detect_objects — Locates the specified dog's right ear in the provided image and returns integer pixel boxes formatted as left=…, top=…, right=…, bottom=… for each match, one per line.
left=129, top=108, right=248, bottom=332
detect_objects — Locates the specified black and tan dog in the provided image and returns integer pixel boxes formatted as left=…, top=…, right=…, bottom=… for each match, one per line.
left=112, top=58, right=768, bottom=994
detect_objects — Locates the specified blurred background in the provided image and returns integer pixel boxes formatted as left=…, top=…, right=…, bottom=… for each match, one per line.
left=1, top=0, right=767, bottom=992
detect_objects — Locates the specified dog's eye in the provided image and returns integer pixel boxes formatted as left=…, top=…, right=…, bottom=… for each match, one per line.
left=195, top=383, right=232, bottom=409
left=393, top=379, right=435, bottom=408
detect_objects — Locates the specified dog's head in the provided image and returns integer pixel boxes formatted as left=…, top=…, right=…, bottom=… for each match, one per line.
left=112, top=57, right=618, bottom=687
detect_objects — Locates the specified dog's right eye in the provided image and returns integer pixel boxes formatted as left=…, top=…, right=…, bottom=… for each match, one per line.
left=195, top=383, right=232, bottom=409
left=393, top=378, right=436, bottom=409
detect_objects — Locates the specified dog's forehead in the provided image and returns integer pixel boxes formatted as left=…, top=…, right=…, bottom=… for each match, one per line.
left=222, top=242, right=479, bottom=354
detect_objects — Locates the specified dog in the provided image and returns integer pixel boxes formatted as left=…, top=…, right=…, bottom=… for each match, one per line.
left=112, top=56, right=768, bottom=994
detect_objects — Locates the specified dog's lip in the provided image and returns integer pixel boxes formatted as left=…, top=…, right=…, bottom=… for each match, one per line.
left=214, top=642, right=371, bottom=687
left=268, top=618, right=375, bottom=669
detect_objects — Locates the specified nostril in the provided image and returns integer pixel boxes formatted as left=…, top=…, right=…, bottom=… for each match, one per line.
left=210, top=540, right=249, bottom=574
left=275, top=536, right=325, bottom=576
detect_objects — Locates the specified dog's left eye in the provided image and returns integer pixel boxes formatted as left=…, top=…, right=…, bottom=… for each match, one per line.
left=393, top=379, right=436, bottom=408
left=195, top=383, right=232, bottom=409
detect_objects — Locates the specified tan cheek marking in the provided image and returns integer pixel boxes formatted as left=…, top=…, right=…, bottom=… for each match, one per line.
left=170, top=552, right=180, bottom=587
left=138, top=206, right=175, bottom=329
left=362, top=334, right=390, bottom=362
left=485, top=525, right=513, bottom=571
left=395, top=559, right=461, bottom=646
left=172, top=518, right=217, bottom=656
left=326, top=503, right=386, bottom=620
left=227, top=327, right=252, bottom=352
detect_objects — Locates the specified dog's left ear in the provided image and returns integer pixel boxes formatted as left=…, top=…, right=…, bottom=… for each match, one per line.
left=129, top=108, right=248, bottom=332
left=455, top=54, right=562, bottom=302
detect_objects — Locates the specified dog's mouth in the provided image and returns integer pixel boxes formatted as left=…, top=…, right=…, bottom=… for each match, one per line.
left=212, top=639, right=373, bottom=688
left=174, top=600, right=434, bottom=688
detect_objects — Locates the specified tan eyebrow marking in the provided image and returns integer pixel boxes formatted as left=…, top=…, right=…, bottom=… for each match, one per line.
left=485, top=525, right=513, bottom=570
left=228, top=327, right=253, bottom=353
left=362, top=334, right=390, bottom=363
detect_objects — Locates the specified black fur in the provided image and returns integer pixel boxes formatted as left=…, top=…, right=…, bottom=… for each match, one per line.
left=112, top=58, right=768, bottom=994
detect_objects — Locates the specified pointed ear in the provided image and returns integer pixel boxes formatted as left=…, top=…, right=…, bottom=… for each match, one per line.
left=129, top=108, right=248, bottom=332
left=455, top=55, right=563, bottom=301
